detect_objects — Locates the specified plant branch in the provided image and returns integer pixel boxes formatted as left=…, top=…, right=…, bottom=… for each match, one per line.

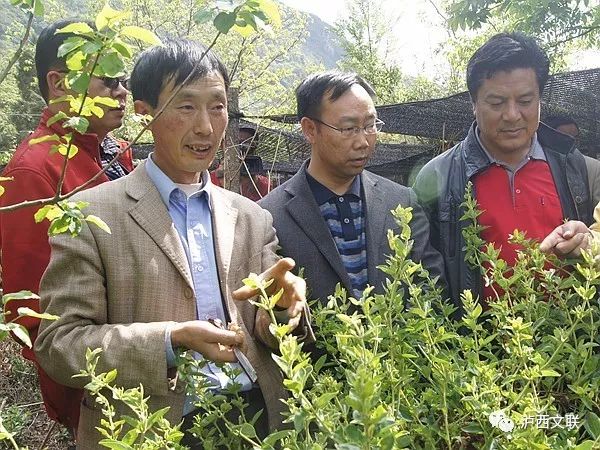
left=0, top=11, right=34, bottom=86
left=55, top=52, right=102, bottom=197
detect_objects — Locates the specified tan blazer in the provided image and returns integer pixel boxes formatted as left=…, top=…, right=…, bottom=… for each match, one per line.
left=35, top=162, right=308, bottom=448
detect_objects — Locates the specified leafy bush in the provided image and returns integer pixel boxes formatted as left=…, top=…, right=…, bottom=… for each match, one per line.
left=77, top=190, right=600, bottom=449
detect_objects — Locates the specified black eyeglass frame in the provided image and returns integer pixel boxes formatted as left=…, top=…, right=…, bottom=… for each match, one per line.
left=308, top=117, right=385, bottom=137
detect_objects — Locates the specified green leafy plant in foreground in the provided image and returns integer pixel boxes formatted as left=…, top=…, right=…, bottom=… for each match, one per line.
left=75, top=348, right=186, bottom=449
left=0, top=292, right=59, bottom=449
left=79, top=195, right=600, bottom=449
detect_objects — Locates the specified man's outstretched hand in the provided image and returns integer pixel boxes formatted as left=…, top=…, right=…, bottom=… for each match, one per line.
left=539, top=220, right=591, bottom=258
left=232, top=257, right=306, bottom=331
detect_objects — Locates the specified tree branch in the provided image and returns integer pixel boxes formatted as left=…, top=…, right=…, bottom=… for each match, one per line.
left=0, top=11, right=34, bottom=86
left=546, top=26, right=599, bottom=49
left=55, top=52, right=102, bottom=198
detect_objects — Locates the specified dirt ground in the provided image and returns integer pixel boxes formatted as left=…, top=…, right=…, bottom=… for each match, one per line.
left=0, top=339, right=73, bottom=450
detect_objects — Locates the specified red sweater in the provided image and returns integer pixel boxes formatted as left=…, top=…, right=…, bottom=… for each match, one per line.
left=0, top=108, right=133, bottom=429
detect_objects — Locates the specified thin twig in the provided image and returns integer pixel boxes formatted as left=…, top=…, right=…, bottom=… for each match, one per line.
left=38, top=420, right=58, bottom=450
left=55, top=52, right=102, bottom=198
left=0, top=12, right=34, bottom=86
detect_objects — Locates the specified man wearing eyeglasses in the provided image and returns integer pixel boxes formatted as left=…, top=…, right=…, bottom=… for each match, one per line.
left=259, top=71, right=445, bottom=309
left=0, top=19, right=133, bottom=435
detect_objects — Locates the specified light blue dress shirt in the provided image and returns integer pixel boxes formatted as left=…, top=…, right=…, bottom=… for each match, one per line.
left=145, top=155, right=252, bottom=414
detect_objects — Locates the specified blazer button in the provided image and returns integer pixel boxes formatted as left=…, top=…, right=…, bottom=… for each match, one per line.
left=575, top=195, right=583, bottom=204
left=184, top=287, right=194, bottom=299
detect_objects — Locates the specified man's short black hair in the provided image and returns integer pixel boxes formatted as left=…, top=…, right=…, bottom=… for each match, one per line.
left=545, top=114, right=578, bottom=131
left=295, top=70, right=375, bottom=120
left=466, top=32, right=549, bottom=101
left=130, top=39, right=229, bottom=108
left=35, top=19, right=92, bottom=103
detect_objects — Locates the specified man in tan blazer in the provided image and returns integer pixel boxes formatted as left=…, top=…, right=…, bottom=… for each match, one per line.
left=35, top=39, right=311, bottom=449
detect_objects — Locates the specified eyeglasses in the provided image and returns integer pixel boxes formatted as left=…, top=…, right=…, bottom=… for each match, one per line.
left=309, top=117, right=384, bottom=138
left=101, top=76, right=129, bottom=91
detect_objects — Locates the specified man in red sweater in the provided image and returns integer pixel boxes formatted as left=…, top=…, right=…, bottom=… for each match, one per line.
left=0, top=19, right=133, bottom=433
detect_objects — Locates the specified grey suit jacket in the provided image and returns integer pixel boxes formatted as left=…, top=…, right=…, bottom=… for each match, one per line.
left=585, top=155, right=600, bottom=208
left=259, top=162, right=445, bottom=304
left=35, top=162, right=301, bottom=448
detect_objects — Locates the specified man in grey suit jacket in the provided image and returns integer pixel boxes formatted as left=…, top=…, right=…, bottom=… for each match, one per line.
left=545, top=115, right=600, bottom=208
left=259, top=71, right=445, bottom=307
left=35, top=40, right=311, bottom=449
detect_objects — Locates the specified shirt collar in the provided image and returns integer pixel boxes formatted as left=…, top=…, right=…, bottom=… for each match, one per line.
left=145, top=153, right=212, bottom=207
left=305, top=169, right=361, bottom=206
left=475, top=126, right=546, bottom=167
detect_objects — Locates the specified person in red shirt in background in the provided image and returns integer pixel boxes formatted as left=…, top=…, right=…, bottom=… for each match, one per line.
left=0, top=19, right=133, bottom=434
left=211, top=124, right=272, bottom=200
left=240, top=155, right=271, bottom=201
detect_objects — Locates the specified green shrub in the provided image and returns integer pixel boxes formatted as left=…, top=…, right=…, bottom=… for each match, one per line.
left=76, top=191, right=600, bottom=449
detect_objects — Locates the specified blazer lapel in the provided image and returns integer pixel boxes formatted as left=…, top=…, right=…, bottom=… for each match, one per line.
left=126, top=164, right=194, bottom=290
left=209, top=187, right=238, bottom=314
left=285, top=167, right=353, bottom=292
left=363, top=171, right=388, bottom=287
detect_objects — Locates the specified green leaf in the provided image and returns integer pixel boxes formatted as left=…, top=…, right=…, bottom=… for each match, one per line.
left=34, top=204, right=62, bottom=223
left=32, top=0, right=44, bottom=17
left=120, top=26, right=162, bottom=45
left=462, top=422, right=484, bottom=434
left=103, top=369, right=118, bottom=384
left=574, top=441, right=595, bottom=450
left=269, top=288, right=283, bottom=309
left=67, top=72, right=91, bottom=95
left=146, top=406, right=170, bottom=428
left=97, top=440, right=134, bottom=450
left=65, top=50, right=86, bottom=71
left=237, top=422, right=256, bottom=439
left=540, top=369, right=561, bottom=377
left=3, top=290, right=40, bottom=305
left=56, top=143, right=79, bottom=159
left=56, top=22, right=94, bottom=35
left=57, top=37, right=87, bottom=57
left=0, top=176, right=12, bottom=198
left=98, top=53, right=125, bottom=78
left=256, top=0, right=281, bottom=27
left=80, top=40, right=103, bottom=55
left=95, top=3, right=130, bottom=31
left=262, top=430, right=292, bottom=446
left=584, top=412, right=600, bottom=439
left=214, top=11, right=237, bottom=34
left=111, top=40, right=132, bottom=59
left=85, top=215, right=112, bottom=234
left=64, top=117, right=90, bottom=134
left=93, top=96, right=119, bottom=108
left=47, top=111, right=69, bottom=127
left=29, top=133, right=61, bottom=145
left=8, top=323, right=32, bottom=348
left=16, top=307, right=59, bottom=321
